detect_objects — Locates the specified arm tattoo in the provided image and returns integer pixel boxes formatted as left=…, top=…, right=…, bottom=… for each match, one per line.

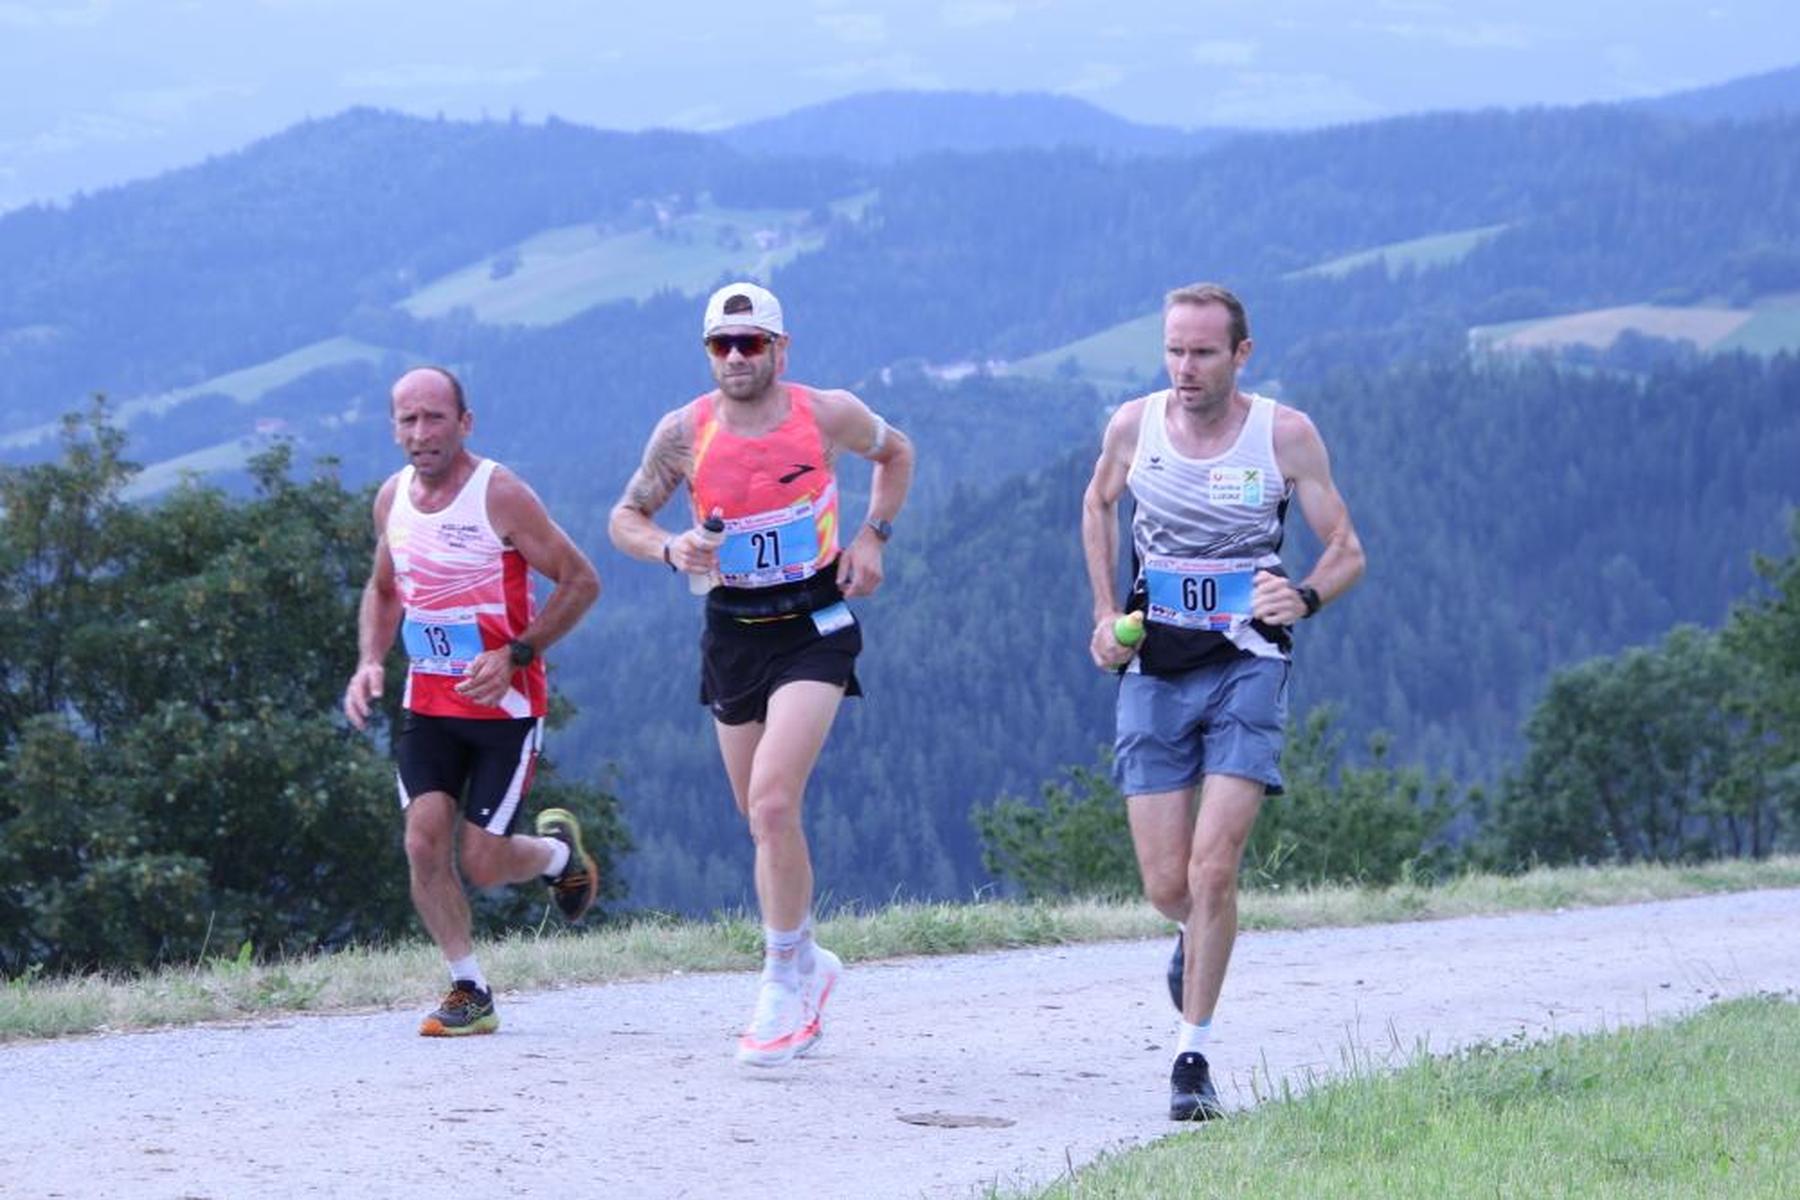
left=621, top=413, right=691, bottom=515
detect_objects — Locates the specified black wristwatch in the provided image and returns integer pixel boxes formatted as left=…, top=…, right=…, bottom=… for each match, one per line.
left=508, top=639, right=537, bottom=667
left=1295, top=584, right=1322, bottom=619
left=866, top=517, right=893, bottom=542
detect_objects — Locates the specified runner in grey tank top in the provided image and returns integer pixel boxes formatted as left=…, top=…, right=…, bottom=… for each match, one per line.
left=1080, top=283, right=1367, bottom=1123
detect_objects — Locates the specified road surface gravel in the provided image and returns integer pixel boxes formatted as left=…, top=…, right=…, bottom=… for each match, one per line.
left=5, top=888, right=1796, bottom=1199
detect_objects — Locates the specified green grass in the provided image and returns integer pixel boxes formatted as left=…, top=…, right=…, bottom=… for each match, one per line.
left=1018, top=993, right=1800, bottom=1199
left=1284, top=224, right=1511, bottom=282
left=1236, top=855, right=1800, bottom=928
left=3, top=856, right=1795, bottom=1043
left=1009, top=310, right=1163, bottom=393
left=1009, top=225, right=1507, bottom=390
left=1471, top=296, right=1800, bottom=359
left=399, top=193, right=873, bottom=326
left=1715, top=304, right=1800, bottom=355
left=1465, top=315, right=1542, bottom=347
left=119, top=435, right=269, bottom=501
left=121, top=336, right=395, bottom=412
left=0, top=336, right=397, bottom=452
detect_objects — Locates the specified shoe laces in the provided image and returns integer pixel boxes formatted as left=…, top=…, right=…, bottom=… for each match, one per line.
left=442, top=982, right=483, bottom=1011
left=799, top=952, right=836, bottom=1008
left=549, top=836, right=589, bottom=884
left=746, top=979, right=801, bottom=1039
left=1172, top=1052, right=1213, bottom=1090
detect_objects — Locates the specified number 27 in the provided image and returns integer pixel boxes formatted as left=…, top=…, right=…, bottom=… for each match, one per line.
left=751, top=529, right=782, bottom=568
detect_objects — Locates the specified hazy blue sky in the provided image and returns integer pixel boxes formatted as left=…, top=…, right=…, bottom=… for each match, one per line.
left=2, top=0, right=1796, bottom=213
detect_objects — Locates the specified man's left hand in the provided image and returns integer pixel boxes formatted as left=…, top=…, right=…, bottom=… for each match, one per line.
left=1251, top=570, right=1308, bottom=626
left=453, top=648, right=515, bottom=706
left=839, top=531, right=886, bottom=598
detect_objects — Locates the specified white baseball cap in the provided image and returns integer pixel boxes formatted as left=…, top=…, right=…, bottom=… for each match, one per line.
left=702, top=281, right=785, bottom=337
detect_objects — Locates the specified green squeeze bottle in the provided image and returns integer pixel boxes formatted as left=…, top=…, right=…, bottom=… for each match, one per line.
left=1114, top=610, right=1145, bottom=648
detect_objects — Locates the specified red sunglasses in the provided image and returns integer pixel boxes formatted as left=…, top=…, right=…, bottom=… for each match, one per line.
left=704, top=332, right=776, bottom=358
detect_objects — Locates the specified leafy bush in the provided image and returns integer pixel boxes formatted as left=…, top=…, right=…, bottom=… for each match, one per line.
left=1249, top=708, right=1462, bottom=888
left=0, top=407, right=631, bottom=975
left=973, top=707, right=1461, bottom=900
left=1484, top=624, right=1792, bottom=869
left=973, top=762, right=1140, bottom=900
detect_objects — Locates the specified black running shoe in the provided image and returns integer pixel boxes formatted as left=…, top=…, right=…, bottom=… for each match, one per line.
left=1167, top=929, right=1185, bottom=1012
left=1170, top=1051, right=1223, bottom=1121
left=419, top=980, right=498, bottom=1037
left=536, top=806, right=599, bottom=922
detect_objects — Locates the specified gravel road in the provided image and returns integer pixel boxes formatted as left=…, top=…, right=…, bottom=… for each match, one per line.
left=6, top=888, right=1796, bottom=1199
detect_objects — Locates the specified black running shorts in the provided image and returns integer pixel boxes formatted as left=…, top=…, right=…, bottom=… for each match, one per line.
left=395, top=712, right=542, bottom=834
left=700, top=607, right=863, bottom=726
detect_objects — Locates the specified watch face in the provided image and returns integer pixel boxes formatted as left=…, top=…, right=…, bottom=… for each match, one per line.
left=868, top=518, right=893, bottom=541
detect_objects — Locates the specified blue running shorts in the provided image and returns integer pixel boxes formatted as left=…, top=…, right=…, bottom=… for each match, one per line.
left=1114, top=654, right=1289, bottom=796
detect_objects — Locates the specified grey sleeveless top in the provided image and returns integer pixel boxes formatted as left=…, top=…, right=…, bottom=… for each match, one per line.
left=1125, top=390, right=1292, bottom=664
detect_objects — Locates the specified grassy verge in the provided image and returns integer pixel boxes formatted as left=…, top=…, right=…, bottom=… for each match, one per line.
left=1017, top=993, right=1800, bottom=1199
left=3, top=856, right=1796, bottom=1043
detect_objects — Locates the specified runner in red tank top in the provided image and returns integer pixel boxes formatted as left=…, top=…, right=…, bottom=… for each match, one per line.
left=610, top=282, right=916, bottom=1067
left=343, top=366, right=603, bottom=1037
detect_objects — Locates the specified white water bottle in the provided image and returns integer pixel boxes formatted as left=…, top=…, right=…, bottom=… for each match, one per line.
left=688, top=510, right=726, bottom=595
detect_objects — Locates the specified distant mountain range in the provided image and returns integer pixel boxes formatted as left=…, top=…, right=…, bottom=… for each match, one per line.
left=1636, top=62, right=1800, bottom=120
left=721, top=63, right=1800, bottom=163
left=725, top=89, right=1237, bottom=163
left=7, top=70, right=1800, bottom=455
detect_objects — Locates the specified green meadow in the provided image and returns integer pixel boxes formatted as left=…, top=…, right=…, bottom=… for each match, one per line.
left=121, top=435, right=274, bottom=500
left=1009, top=310, right=1163, bottom=393
left=1716, top=301, right=1800, bottom=354
left=401, top=194, right=873, bottom=327
left=1282, top=223, right=1511, bottom=282
left=1015, top=994, right=1799, bottom=1199
left=0, top=336, right=397, bottom=453
left=1471, top=296, right=1800, bottom=358
left=1007, top=225, right=1510, bottom=392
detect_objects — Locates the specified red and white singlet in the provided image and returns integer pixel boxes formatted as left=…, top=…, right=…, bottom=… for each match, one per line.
left=386, top=457, right=547, bottom=719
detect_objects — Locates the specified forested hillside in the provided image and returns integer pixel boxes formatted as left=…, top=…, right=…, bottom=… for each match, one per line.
left=4, top=87, right=1798, bottom=919
left=1637, top=62, right=1800, bottom=120
left=0, top=110, right=864, bottom=430
left=9, top=100, right=1800, bottom=449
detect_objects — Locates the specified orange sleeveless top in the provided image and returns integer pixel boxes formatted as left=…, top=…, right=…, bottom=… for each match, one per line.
left=690, top=384, right=840, bottom=589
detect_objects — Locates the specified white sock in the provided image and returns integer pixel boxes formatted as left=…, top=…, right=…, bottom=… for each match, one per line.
left=796, top=912, right=818, bottom=976
left=449, top=955, right=488, bottom=993
left=762, top=924, right=804, bottom=987
left=540, top=837, right=571, bottom=878
left=1177, top=1019, right=1212, bottom=1057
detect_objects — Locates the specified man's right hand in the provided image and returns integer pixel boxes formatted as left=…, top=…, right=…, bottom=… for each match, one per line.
left=1089, top=613, right=1136, bottom=670
left=343, top=662, right=385, bottom=729
left=667, top=527, right=720, bottom=576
